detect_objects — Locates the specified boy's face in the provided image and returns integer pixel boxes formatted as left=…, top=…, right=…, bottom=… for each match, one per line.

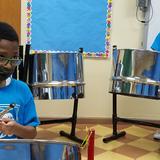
left=0, top=39, right=19, bottom=58
left=0, top=39, right=19, bottom=82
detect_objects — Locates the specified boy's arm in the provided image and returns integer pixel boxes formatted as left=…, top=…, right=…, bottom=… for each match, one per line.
left=0, top=118, right=37, bottom=139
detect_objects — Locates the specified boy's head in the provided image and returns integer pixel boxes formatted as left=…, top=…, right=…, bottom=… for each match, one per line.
left=0, top=22, right=21, bottom=82
left=0, top=22, right=19, bottom=42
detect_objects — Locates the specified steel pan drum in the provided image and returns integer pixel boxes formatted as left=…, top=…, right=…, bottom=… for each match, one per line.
left=111, top=49, right=160, bottom=98
left=28, top=52, right=84, bottom=99
left=0, top=139, right=81, bottom=160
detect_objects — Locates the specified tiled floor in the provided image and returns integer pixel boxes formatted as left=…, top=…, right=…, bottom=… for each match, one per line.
left=35, top=122, right=160, bottom=160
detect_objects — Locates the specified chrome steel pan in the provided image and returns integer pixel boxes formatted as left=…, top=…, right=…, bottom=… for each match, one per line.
left=0, top=139, right=81, bottom=160
left=111, top=49, right=160, bottom=98
left=28, top=52, right=84, bottom=99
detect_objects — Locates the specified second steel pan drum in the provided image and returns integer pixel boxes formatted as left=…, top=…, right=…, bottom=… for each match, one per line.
left=28, top=51, right=84, bottom=99
left=111, top=49, right=160, bottom=98
left=0, top=139, right=81, bottom=160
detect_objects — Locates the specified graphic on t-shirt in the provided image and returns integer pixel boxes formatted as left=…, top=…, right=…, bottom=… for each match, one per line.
left=0, top=104, right=19, bottom=139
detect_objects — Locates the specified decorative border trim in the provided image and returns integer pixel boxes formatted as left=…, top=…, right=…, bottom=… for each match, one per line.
left=26, top=0, right=32, bottom=44
left=26, top=0, right=112, bottom=58
left=105, top=0, right=112, bottom=58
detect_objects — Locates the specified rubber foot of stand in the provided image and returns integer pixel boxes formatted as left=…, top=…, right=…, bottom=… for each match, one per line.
left=60, top=130, right=83, bottom=144
left=103, top=131, right=126, bottom=143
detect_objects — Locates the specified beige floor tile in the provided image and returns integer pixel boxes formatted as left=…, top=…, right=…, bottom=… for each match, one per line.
left=137, top=152, right=160, bottom=160
left=36, top=130, right=59, bottom=140
left=53, top=136, right=79, bottom=144
left=95, top=137, right=124, bottom=151
left=117, top=133, right=139, bottom=143
left=112, top=144, right=148, bottom=159
left=128, top=138, right=160, bottom=151
left=45, top=124, right=73, bottom=133
left=124, top=126, right=154, bottom=137
left=91, top=124, right=112, bottom=136
left=94, top=151, right=134, bottom=160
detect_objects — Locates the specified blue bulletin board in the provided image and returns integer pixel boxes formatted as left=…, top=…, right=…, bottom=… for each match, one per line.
left=27, top=0, right=112, bottom=58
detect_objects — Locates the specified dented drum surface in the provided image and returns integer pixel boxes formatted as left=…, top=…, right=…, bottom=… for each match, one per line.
left=28, top=52, right=84, bottom=99
left=111, top=49, right=160, bottom=98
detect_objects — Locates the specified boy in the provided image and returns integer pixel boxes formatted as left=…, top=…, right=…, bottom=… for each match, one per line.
left=0, top=22, right=39, bottom=139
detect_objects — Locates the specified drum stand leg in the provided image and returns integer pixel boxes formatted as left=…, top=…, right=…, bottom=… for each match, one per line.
left=103, top=93, right=126, bottom=143
left=60, top=97, right=83, bottom=144
left=40, top=97, right=83, bottom=144
left=103, top=92, right=160, bottom=143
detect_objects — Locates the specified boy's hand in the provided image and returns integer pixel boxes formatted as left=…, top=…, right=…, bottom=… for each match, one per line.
left=0, top=118, right=17, bottom=135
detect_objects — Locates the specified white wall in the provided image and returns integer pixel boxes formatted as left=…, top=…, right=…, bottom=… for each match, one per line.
left=21, top=0, right=160, bottom=120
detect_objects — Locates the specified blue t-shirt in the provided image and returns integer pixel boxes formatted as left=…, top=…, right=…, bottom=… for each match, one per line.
left=150, top=32, right=160, bottom=82
left=143, top=32, right=160, bottom=96
left=0, top=78, right=40, bottom=139
left=151, top=32, right=160, bottom=51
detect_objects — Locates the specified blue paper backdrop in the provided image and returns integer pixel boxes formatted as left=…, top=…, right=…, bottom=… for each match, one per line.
left=31, top=0, right=107, bottom=53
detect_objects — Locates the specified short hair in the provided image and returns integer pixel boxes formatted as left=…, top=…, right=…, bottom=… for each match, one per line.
left=0, top=22, right=19, bottom=42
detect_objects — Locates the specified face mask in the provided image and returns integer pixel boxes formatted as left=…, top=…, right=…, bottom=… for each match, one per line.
left=0, top=66, right=15, bottom=81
